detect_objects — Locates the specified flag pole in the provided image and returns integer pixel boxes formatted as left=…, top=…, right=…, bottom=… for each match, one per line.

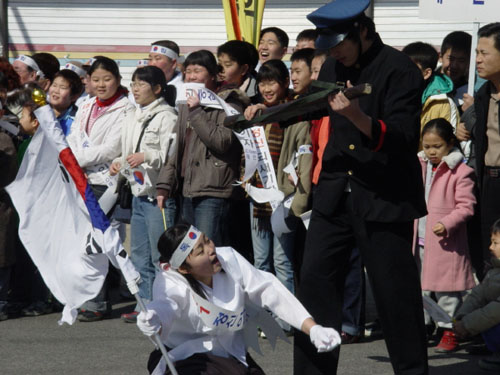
left=135, top=293, right=179, bottom=375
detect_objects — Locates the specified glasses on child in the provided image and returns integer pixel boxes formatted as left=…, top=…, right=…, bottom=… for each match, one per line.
left=130, top=81, right=150, bottom=89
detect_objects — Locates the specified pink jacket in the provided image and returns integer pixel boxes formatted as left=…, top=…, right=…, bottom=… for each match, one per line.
left=413, top=149, right=476, bottom=292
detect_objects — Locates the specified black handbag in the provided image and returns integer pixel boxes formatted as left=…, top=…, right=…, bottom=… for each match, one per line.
left=116, top=113, right=159, bottom=210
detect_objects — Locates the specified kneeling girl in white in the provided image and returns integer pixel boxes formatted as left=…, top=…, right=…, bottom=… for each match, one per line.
left=137, top=223, right=340, bottom=375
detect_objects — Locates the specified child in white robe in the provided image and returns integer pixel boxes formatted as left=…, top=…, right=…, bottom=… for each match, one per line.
left=137, top=223, right=340, bottom=375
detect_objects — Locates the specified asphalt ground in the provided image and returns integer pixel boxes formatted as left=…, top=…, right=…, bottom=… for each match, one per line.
left=0, top=296, right=494, bottom=375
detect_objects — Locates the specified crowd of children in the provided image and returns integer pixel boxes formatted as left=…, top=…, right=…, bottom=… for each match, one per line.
left=1, top=14, right=500, bottom=374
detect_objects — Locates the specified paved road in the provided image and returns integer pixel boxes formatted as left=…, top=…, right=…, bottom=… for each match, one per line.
left=0, top=298, right=492, bottom=374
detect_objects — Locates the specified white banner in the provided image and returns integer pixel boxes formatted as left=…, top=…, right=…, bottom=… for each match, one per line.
left=419, top=0, right=500, bottom=22
left=191, top=292, right=247, bottom=332
left=176, top=83, right=239, bottom=116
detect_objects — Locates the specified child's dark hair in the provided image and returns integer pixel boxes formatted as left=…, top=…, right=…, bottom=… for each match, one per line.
left=492, top=218, right=500, bottom=236
left=421, top=118, right=461, bottom=151
left=32, top=53, right=60, bottom=83
left=157, top=223, right=207, bottom=299
left=217, top=40, right=258, bottom=72
left=441, top=31, right=472, bottom=57
left=291, top=48, right=315, bottom=69
left=184, top=50, right=218, bottom=78
left=256, top=59, right=289, bottom=87
left=260, top=27, right=289, bottom=49
left=296, top=29, right=318, bottom=43
left=53, top=70, right=83, bottom=98
left=402, top=42, right=439, bottom=71
left=132, top=65, right=176, bottom=107
left=89, top=56, right=121, bottom=80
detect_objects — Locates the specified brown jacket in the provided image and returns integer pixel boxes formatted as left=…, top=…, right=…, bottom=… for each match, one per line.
left=156, top=88, right=249, bottom=199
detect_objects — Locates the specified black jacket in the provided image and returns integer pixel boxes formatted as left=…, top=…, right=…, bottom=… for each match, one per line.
left=472, top=81, right=495, bottom=188
left=311, top=34, right=427, bottom=222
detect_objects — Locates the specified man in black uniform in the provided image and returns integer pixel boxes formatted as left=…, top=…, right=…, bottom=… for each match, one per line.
left=293, top=1, right=429, bottom=374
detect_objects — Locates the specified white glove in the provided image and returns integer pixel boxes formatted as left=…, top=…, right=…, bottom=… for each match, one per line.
left=137, top=310, right=161, bottom=337
left=309, top=325, right=341, bottom=352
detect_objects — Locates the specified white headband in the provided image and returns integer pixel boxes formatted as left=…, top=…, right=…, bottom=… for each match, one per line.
left=169, top=225, right=202, bottom=269
left=150, top=45, right=179, bottom=60
left=62, top=63, right=87, bottom=78
left=137, top=59, right=149, bottom=67
left=15, top=55, right=44, bottom=78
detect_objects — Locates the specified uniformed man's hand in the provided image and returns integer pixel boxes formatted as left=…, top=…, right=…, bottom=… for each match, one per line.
left=328, top=81, right=373, bottom=139
left=328, top=80, right=361, bottom=118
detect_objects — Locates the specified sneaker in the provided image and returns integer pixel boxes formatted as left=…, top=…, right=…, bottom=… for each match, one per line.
left=121, top=311, right=139, bottom=323
left=78, top=309, right=109, bottom=322
left=479, top=355, right=500, bottom=371
left=435, top=330, right=459, bottom=353
left=364, top=320, right=383, bottom=338
left=341, top=331, right=363, bottom=344
left=21, top=301, right=53, bottom=317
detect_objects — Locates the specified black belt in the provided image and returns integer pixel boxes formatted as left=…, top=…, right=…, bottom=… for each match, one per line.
left=485, top=166, right=500, bottom=177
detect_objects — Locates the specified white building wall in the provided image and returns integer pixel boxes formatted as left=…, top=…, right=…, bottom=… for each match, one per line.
left=7, top=0, right=478, bottom=82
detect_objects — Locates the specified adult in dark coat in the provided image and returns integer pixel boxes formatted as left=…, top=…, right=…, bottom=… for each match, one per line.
left=292, top=1, right=429, bottom=374
left=469, top=23, right=500, bottom=275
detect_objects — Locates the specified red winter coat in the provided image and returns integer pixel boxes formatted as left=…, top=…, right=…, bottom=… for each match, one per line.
left=413, top=149, right=476, bottom=292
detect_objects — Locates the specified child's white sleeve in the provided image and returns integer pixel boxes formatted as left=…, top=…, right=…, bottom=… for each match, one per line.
left=229, top=248, right=312, bottom=331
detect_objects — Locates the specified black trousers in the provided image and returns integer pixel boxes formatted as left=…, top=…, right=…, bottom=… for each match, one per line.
left=480, top=173, right=500, bottom=267
left=294, top=193, right=428, bottom=375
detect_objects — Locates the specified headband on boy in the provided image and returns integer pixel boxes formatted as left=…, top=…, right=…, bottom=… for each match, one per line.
left=15, top=55, right=45, bottom=78
left=137, top=59, right=149, bottom=67
left=62, top=63, right=87, bottom=78
left=169, top=225, right=203, bottom=269
left=150, top=45, right=179, bottom=60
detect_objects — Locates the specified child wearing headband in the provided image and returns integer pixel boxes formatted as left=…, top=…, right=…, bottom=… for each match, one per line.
left=137, top=223, right=340, bottom=375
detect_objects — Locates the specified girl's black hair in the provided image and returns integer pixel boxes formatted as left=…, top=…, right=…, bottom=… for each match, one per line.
left=132, top=66, right=176, bottom=107
left=183, top=50, right=218, bottom=78
left=492, top=218, right=500, bottom=236
left=256, top=59, right=289, bottom=87
left=157, top=223, right=207, bottom=299
left=88, top=56, right=121, bottom=80
left=53, top=69, right=84, bottom=98
left=421, top=118, right=462, bottom=153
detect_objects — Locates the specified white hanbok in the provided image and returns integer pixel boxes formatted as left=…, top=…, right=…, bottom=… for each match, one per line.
left=148, top=246, right=311, bottom=374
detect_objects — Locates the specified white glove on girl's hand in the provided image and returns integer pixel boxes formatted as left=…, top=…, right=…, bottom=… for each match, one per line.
left=137, top=310, right=161, bottom=337
left=309, top=325, right=341, bottom=352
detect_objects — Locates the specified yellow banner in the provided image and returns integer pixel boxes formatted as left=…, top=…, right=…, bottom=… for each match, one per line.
left=223, top=0, right=266, bottom=47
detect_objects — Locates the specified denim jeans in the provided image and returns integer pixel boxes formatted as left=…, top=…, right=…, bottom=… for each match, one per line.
left=131, top=195, right=176, bottom=306
left=250, top=204, right=295, bottom=331
left=341, top=247, right=365, bottom=336
left=181, top=197, right=230, bottom=246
